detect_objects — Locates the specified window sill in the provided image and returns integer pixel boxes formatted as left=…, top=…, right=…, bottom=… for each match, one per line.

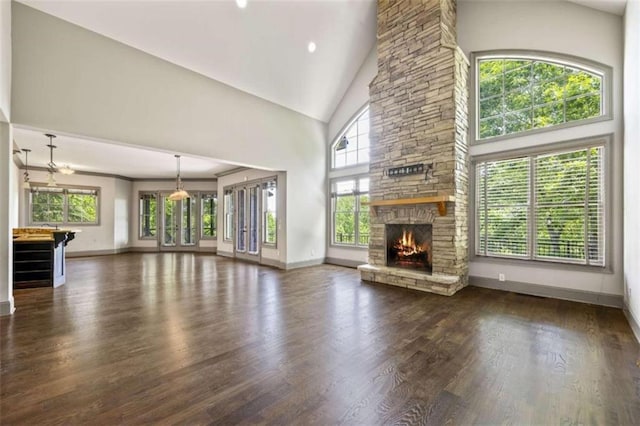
left=471, top=114, right=612, bottom=146
left=31, top=222, right=100, bottom=227
left=470, top=254, right=612, bottom=274
left=329, top=243, right=369, bottom=250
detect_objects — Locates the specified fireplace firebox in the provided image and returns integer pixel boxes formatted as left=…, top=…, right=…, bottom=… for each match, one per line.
left=386, top=224, right=432, bottom=272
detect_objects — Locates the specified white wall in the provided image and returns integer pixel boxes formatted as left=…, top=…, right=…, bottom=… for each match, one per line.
left=217, top=169, right=287, bottom=266
left=11, top=3, right=327, bottom=266
left=0, top=0, right=10, bottom=122
left=458, top=0, right=624, bottom=297
left=0, top=123, right=15, bottom=314
left=129, top=179, right=217, bottom=250
left=624, top=0, right=640, bottom=327
left=0, top=0, right=13, bottom=314
left=113, top=178, right=131, bottom=250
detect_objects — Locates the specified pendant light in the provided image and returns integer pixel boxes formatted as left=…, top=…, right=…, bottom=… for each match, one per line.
left=45, top=134, right=58, bottom=187
left=59, top=165, right=75, bottom=175
left=44, top=133, right=74, bottom=181
left=335, top=135, right=349, bottom=151
left=169, top=155, right=190, bottom=201
left=22, top=148, right=31, bottom=189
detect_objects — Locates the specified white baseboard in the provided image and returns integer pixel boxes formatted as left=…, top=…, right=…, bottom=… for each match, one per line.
left=260, top=257, right=285, bottom=269
left=325, top=257, right=364, bottom=269
left=216, top=250, right=234, bottom=258
left=0, top=297, right=15, bottom=316
left=67, top=248, right=131, bottom=257
left=285, top=258, right=325, bottom=270
left=470, top=276, right=623, bottom=308
left=623, top=305, right=640, bottom=344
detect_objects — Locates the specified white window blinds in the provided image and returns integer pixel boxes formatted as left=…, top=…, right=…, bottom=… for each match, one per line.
left=476, top=145, right=605, bottom=266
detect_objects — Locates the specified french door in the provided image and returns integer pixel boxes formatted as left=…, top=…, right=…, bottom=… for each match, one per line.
left=234, top=184, right=261, bottom=261
left=160, top=194, right=198, bottom=251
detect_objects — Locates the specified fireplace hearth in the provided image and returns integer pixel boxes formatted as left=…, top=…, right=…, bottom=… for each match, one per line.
left=386, top=224, right=432, bottom=272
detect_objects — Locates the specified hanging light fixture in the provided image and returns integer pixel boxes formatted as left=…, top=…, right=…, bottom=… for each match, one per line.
left=44, top=133, right=75, bottom=179
left=45, top=134, right=58, bottom=187
left=169, top=155, right=190, bottom=201
left=335, top=135, right=349, bottom=151
left=22, top=148, right=31, bottom=189
left=59, top=165, right=75, bottom=175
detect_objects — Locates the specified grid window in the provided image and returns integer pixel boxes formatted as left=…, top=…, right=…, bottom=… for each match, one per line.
left=262, top=180, right=277, bottom=245
left=223, top=189, right=234, bottom=241
left=201, top=193, right=217, bottom=238
left=182, top=196, right=197, bottom=245
left=139, top=193, right=157, bottom=238
left=476, top=145, right=605, bottom=266
left=332, top=107, right=370, bottom=168
left=477, top=56, right=604, bottom=140
left=331, top=177, right=369, bottom=247
left=31, top=187, right=64, bottom=223
left=30, top=186, right=99, bottom=225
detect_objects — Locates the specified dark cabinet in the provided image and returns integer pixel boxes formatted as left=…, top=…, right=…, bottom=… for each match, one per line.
left=12, top=230, right=74, bottom=289
left=13, top=241, right=55, bottom=289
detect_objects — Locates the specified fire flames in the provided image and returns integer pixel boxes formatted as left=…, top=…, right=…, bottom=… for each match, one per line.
left=393, top=229, right=430, bottom=259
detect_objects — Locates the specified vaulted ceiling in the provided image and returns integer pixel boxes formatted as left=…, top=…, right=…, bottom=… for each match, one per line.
left=13, top=0, right=626, bottom=178
left=18, top=0, right=378, bottom=123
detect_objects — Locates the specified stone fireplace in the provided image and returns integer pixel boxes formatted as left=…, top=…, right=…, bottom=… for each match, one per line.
left=358, top=0, right=469, bottom=296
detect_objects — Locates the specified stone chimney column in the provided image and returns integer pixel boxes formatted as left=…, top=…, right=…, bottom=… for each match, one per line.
left=359, top=0, right=469, bottom=296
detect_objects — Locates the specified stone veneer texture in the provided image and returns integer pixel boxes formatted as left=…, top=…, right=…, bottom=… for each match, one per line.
left=365, top=0, right=469, bottom=291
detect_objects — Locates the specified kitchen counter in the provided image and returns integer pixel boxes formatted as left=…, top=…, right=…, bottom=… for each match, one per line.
left=12, top=228, right=79, bottom=289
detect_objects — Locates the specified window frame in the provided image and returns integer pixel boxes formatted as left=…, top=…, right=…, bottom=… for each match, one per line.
left=28, top=183, right=101, bottom=226
left=330, top=175, right=370, bottom=249
left=330, top=104, right=370, bottom=170
left=138, top=191, right=158, bottom=240
left=261, top=179, right=277, bottom=247
left=470, top=50, right=613, bottom=145
left=200, top=192, right=218, bottom=240
left=222, top=188, right=234, bottom=242
left=470, top=134, right=613, bottom=272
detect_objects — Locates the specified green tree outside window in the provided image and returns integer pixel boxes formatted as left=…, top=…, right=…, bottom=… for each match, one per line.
left=478, top=58, right=602, bottom=139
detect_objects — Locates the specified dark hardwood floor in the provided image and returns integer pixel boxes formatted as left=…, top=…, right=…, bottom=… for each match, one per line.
left=1, top=253, right=639, bottom=424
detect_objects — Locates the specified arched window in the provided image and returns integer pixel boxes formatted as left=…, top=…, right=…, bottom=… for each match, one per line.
left=473, top=52, right=610, bottom=141
left=332, top=106, right=370, bottom=168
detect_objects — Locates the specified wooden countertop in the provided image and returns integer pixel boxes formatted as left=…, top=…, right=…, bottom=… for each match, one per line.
left=13, top=228, right=79, bottom=243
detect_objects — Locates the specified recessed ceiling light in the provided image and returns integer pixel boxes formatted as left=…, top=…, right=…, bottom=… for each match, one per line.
left=236, top=0, right=247, bottom=8
left=308, top=42, right=316, bottom=53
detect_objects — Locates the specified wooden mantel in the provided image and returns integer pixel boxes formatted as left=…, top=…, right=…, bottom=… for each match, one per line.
left=363, top=195, right=455, bottom=216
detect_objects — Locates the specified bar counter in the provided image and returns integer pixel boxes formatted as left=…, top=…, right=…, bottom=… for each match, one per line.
left=12, top=228, right=78, bottom=289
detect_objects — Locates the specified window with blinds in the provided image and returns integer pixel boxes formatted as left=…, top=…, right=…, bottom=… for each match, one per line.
left=476, top=145, right=605, bottom=266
